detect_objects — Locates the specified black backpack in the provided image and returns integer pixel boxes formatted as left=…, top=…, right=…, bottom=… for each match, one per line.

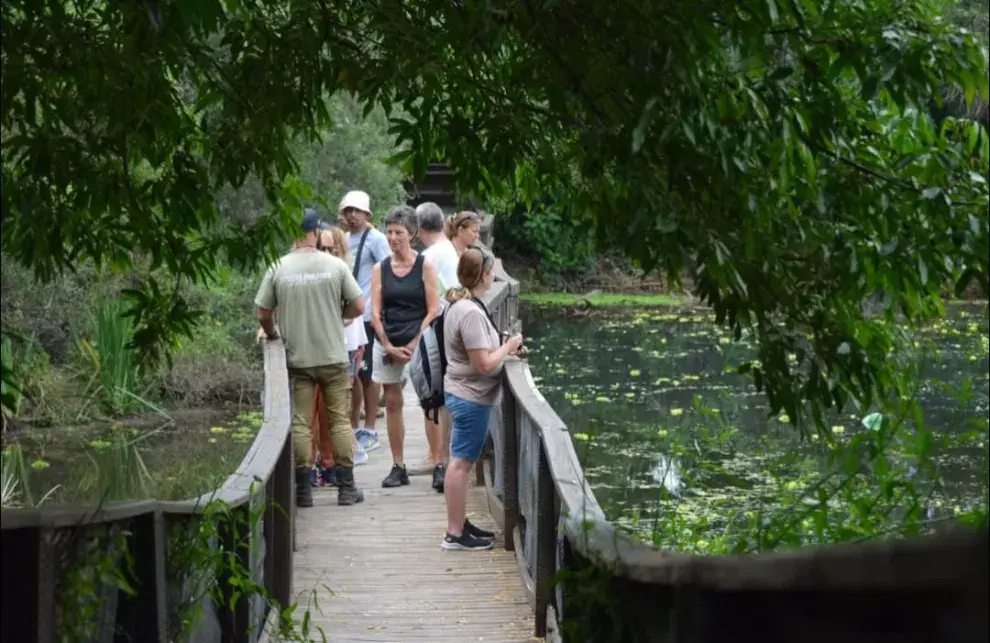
left=408, top=297, right=498, bottom=422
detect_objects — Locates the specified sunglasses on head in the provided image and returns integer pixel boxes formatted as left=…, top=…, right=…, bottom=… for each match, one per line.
left=454, top=211, right=481, bottom=226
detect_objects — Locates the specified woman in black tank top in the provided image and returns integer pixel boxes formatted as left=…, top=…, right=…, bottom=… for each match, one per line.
left=370, top=205, right=441, bottom=488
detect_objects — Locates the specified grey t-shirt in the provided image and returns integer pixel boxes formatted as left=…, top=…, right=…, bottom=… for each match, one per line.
left=348, top=227, right=390, bottom=322
left=254, top=251, right=363, bottom=369
left=443, top=299, right=502, bottom=405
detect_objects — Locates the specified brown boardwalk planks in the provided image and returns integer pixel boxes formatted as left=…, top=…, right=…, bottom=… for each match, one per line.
left=292, top=385, right=537, bottom=642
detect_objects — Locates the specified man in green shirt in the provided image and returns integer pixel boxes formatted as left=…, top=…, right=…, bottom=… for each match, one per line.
left=256, top=209, right=366, bottom=508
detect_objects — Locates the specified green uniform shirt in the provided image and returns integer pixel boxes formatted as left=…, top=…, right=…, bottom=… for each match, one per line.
left=254, top=250, right=363, bottom=369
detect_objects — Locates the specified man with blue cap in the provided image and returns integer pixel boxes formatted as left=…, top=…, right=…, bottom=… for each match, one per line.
left=255, top=208, right=367, bottom=508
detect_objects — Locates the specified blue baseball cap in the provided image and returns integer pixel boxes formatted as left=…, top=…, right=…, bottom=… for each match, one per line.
left=301, top=208, right=330, bottom=232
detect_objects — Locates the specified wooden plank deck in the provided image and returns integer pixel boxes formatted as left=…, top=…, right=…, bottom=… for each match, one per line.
left=291, top=385, right=537, bottom=642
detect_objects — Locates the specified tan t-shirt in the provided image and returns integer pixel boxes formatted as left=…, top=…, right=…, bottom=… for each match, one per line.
left=254, top=250, right=363, bottom=369
left=443, top=299, right=502, bottom=405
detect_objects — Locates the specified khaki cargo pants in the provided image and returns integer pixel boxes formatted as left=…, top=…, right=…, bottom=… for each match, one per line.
left=289, top=363, right=352, bottom=469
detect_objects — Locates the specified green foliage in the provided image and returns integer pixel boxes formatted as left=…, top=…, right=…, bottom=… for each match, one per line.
left=2, top=0, right=988, bottom=434
left=215, top=94, right=407, bottom=227
left=379, top=0, right=990, bottom=429
left=639, top=389, right=989, bottom=554
left=1, top=335, right=22, bottom=418
left=1, top=443, right=33, bottom=507
left=489, top=194, right=598, bottom=275
left=0, top=1, right=388, bottom=373
left=521, top=293, right=686, bottom=307
left=49, top=496, right=327, bottom=642
left=80, top=301, right=139, bottom=416
left=166, top=496, right=329, bottom=642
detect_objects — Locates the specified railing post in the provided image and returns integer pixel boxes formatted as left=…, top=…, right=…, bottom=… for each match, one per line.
left=1, top=526, right=56, bottom=643
left=219, top=506, right=252, bottom=643
left=534, top=440, right=557, bottom=638
left=501, top=370, right=521, bottom=552
left=113, top=511, right=167, bottom=643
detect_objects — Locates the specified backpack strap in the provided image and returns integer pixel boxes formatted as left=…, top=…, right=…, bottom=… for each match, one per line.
left=470, top=297, right=503, bottom=345
left=351, top=228, right=371, bottom=279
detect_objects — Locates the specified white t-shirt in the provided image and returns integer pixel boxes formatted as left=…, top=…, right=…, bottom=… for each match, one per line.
left=344, top=318, right=368, bottom=352
left=422, top=238, right=460, bottom=293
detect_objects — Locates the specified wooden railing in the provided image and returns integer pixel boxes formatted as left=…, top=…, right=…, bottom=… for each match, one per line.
left=479, top=261, right=989, bottom=643
left=0, top=340, right=294, bottom=643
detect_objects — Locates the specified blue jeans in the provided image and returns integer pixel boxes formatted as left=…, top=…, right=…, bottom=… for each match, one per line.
left=445, top=393, right=493, bottom=462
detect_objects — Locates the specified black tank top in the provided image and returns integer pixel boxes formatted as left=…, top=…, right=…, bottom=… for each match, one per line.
left=381, top=254, right=427, bottom=346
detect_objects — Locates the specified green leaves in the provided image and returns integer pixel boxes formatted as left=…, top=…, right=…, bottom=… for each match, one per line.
left=2, top=0, right=988, bottom=433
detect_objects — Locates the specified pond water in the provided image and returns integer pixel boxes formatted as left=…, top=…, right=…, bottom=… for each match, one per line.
left=6, top=406, right=261, bottom=505
left=522, top=303, right=990, bottom=552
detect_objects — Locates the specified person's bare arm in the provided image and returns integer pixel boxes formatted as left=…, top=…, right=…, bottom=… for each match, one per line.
left=421, top=259, right=440, bottom=331
left=254, top=266, right=279, bottom=340
left=405, top=259, right=441, bottom=351
left=258, top=308, right=279, bottom=339
left=370, top=264, right=388, bottom=348
left=343, top=295, right=364, bottom=320
left=467, top=336, right=522, bottom=375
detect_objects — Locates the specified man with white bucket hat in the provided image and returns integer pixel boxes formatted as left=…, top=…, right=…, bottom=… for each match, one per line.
left=340, top=191, right=391, bottom=449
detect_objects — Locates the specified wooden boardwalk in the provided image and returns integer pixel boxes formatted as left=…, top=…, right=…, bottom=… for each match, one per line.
left=291, top=385, right=536, bottom=642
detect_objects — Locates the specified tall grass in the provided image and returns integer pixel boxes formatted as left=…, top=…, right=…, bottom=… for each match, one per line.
left=80, top=300, right=138, bottom=416
left=1, top=334, right=21, bottom=418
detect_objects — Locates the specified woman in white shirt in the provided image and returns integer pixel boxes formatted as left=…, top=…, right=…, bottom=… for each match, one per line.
left=322, top=227, right=379, bottom=464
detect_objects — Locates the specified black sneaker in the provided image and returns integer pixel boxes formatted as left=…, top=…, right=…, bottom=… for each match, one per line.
left=381, top=463, right=410, bottom=488
left=441, top=531, right=494, bottom=551
left=464, top=519, right=495, bottom=540
left=432, top=463, right=446, bottom=493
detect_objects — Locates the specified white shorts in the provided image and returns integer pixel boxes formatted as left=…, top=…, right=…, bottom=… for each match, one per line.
left=372, top=341, right=409, bottom=385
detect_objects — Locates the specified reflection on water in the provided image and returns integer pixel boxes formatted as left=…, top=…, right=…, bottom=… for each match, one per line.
left=523, top=303, right=990, bottom=544
left=648, top=455, right=684, bottom=495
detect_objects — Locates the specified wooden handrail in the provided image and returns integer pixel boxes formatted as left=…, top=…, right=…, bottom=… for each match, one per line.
left=0, top=338, right=294, bottom=643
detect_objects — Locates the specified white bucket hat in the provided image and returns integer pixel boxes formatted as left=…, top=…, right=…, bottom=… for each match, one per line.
left=339, top=190, right=372, bottom=216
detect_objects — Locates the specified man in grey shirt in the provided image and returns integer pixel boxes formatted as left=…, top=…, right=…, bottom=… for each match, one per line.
left=340, top=190, right=391, bottom=442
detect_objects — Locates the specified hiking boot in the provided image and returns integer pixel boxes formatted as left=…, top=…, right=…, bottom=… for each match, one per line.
left=336, top=466, right=365, bottom=506
left=381, top=463, right=410, bottom=488
left=432, top=463, right=446, bottom=493
left=464, top=519, right=494, bottom=540
left=295, top=467, right=314, bottom=508
left=441, top=531, right=494, bottom=551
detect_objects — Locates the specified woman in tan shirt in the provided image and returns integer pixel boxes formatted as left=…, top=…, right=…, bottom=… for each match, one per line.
left=441, top=248, right=523, bottom=551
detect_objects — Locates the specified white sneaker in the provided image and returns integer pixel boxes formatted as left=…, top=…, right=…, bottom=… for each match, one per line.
left=354, top=427, right=381, bottom=452
left=353, top=443, right=369, bottom=466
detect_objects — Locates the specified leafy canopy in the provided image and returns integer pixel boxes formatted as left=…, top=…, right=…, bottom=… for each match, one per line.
left=2, top=0, right=988, bottom=431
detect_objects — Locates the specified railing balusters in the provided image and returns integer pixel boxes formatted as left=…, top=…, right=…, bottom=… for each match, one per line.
left=270, top=433, right=294, bottom=628
left=501, top=372, right=521, bottom=552
left=0, top=526, right=56, bottom=643
left=264, top=432, right=294, bottom=623
left=113, top=511, right=168, bottom=643
left=534, top=440, right=557, bottom=638
left=218, top=506, right=252, bottom=643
